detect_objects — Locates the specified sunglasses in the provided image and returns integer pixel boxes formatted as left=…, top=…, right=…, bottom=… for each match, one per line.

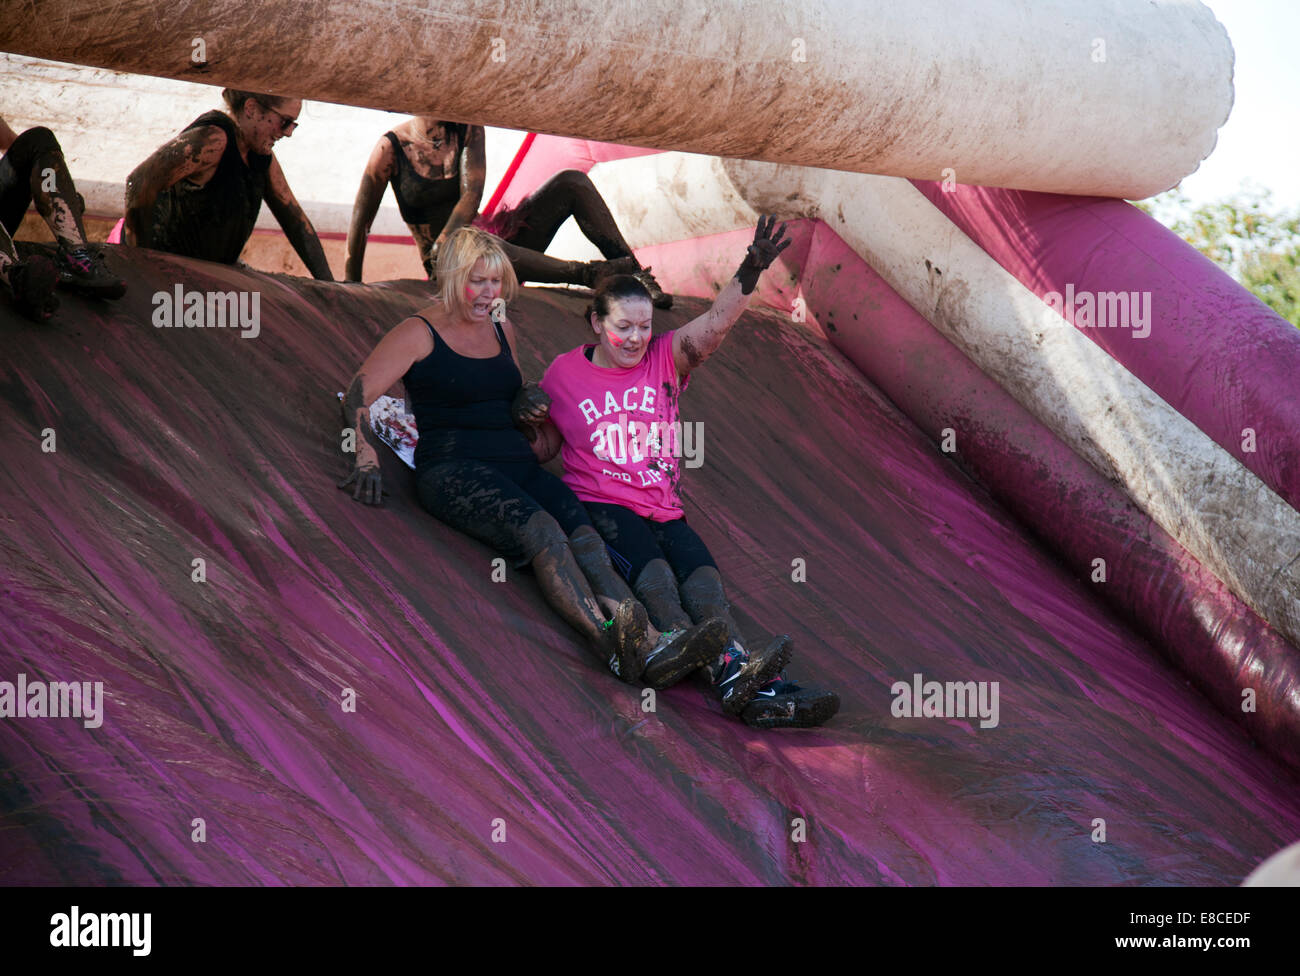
left=257, top=102, right=299, bottom=135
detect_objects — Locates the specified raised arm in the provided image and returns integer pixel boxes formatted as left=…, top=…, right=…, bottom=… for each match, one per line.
left=338, top=316, right=433, bottom=505
left=124, top=126, right=226, bottom=248
left=344, top=136, right=395, bottom=282
left=431, top=125, right=487, bottom=265
left=671, top=215, right=790, bottom=376
left=264, top=155, right=334, bottom=280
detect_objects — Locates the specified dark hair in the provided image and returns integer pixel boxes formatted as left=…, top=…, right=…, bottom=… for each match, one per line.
left=222, top=89, right=290, bottom=113
left=585, top=274, right=651, bottom=322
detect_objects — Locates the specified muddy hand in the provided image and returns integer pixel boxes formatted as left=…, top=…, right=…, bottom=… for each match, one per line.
left=338, top=461, right=384, bottom=505
left=512, top=382, right=551, bottom=439
left=735, top=214, right=791, bottom=294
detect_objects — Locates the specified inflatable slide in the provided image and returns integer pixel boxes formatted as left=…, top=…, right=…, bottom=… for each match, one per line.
left=1, top=0, right=1297, bottom=885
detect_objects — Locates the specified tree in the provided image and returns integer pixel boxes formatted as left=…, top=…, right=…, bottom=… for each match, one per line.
left=1134, top=183, right=1300, bottom=328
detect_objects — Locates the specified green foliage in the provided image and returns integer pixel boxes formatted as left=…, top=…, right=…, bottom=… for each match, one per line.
left=1134, top=183, right=1300, bottom=328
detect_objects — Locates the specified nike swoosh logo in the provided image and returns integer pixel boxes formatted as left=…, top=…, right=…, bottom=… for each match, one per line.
left=755, top=689, right=777, bottom=698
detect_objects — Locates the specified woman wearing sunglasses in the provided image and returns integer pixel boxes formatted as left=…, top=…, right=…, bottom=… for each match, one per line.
left=123, top=89, right=333, bottom=280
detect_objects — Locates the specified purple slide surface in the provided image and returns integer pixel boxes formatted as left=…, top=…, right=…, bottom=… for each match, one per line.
left=1, top=251, right=1296, bottom=885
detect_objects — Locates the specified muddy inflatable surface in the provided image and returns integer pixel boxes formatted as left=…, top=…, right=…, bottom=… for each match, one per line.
left=1, top=248, right=1296, bottom=884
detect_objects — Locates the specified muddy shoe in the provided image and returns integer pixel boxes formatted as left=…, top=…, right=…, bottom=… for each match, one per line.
left=583, top=255, right=640, bottom=287
left=632, top=267, right=672, bottom=309
left=714, top=635, right=793, bottom=715
left=641, top=617, right=727, bottom=690
left=606, top=598, right=650, bottom=684
left=742, top=678, right=840, bottom=730
left=57, top=245, right=126, bottom=299
left=7, top=255, right=60, bottom=321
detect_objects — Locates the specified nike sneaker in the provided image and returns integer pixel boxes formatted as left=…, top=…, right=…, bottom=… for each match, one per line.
left=713, top=635, right=793, bottom=715
left=742, top=676, right=840, bottom=730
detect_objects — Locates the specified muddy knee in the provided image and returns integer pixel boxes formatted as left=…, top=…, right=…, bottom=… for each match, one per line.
left=521, top=510, right=569, bottom=561
left=679, top=566, right=730, bottom=621
left=9, top=127, right=62, bottom=169
left=553, top=169, right=595, bottom=195
left=569, top=524, right=615, bottom=572
left=632, top=559, right=691, bottom=632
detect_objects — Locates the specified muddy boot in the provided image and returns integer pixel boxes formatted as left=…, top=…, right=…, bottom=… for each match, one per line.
left=742, top=675, right=840, bottom=730
left=632, top=267, right=672, bottom=309
left=711, top=635, right=793, bottom=715
left=57, top=244, right=126, bottom=299
left=641, top=617, right=727, bottom=689
left=7, top=255, right=60, bottom=322
left=605, top=597, right=650, bottom=684
left=581, top=255, right=639, bottom=288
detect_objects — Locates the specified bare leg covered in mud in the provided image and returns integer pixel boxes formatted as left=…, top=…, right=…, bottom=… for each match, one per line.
left=0, top=123, right=125, bottom=299
left=568, top=523, right=723, bottom=686
left=404, top=458, right=698, bottom=683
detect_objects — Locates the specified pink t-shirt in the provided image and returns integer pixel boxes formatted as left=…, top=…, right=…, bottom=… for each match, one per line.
left=540, top=331, right=690, bottom=520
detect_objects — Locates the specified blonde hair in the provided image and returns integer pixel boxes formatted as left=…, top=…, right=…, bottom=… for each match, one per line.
left=436, top=228, right=518, bottom=320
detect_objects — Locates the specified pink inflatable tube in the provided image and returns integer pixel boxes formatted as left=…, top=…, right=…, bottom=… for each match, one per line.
left=634, top=222, right=1300, bottom=776
left=911, top=182, right=1300, bottom=513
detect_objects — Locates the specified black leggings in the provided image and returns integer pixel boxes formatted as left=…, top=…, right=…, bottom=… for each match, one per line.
left=415, top=458, right=592, bottom=566
left=584, top=502, right=718, bottom=585
left=504, top=169, right=633, bottom=260
left=0, top=127, right=63, bottom=235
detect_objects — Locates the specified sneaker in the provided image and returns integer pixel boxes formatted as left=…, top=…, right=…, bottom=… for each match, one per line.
left=57, top=245, right=126, bottom=299
left=606, top=598, right=650, bottom=685
left=632, top=268, right=672, bottom=309
left=7, top=255, right=60, bottom=321
left=741, top=677, right=840, bottom=730
left=714, top=635, right=793, bottom=715
left=641, top=617, right=727, bottom=689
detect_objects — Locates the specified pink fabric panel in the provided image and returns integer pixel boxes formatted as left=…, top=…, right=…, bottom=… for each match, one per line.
left=494, top=135, right=657, bottom=211
left=912, top=181, right=1300, bottom=511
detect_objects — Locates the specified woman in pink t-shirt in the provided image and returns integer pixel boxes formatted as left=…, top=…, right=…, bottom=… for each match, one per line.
left=528, top=217, right=839, bottom=730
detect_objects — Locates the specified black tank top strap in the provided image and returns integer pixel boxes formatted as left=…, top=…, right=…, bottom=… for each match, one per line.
left=413, top=312, right=440, bottom=347
left=492, top=318, right=510, bottom=358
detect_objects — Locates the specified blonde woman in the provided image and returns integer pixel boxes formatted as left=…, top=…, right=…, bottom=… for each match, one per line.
left=338, top=228, right=721, bottom=684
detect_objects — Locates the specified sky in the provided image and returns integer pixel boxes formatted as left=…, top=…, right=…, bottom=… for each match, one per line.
left=1179, top=0, right=1300, bottom=211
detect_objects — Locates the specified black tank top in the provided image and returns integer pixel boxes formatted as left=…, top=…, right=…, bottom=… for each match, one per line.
left=150, top=110, right=271, bottom=264
left=384, top=125, right=467, bottom=226
left=404, top=313, right=536, bottom=472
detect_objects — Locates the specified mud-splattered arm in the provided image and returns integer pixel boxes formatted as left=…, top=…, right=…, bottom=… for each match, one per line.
left=124, top=125, right=226, bottom=248
left=337, top=317, right=431, bottom=505
left=672, top=215, right=790, bottom=376
left=265, top=155, right=334, bottom=280
left=433, top=125, right=487, bottom=260
left=345, top=137, right=395, bottom=282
